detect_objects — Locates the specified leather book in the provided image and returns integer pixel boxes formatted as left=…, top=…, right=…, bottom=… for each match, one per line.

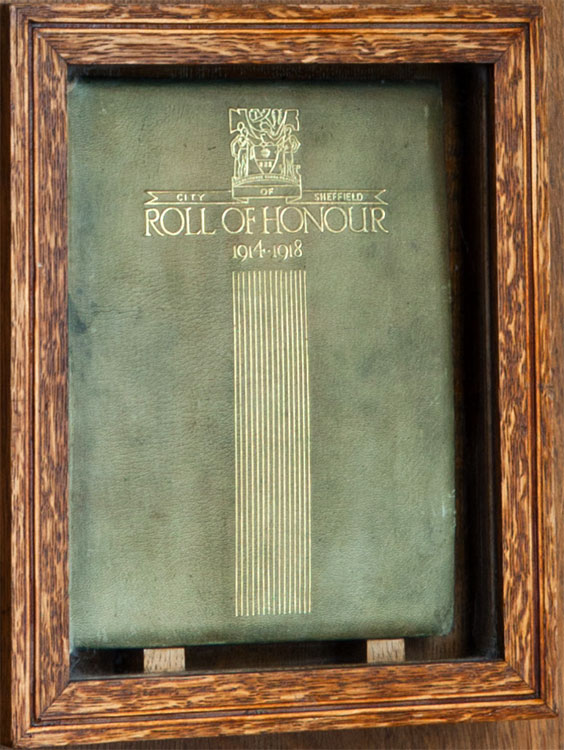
left=68, top=79, right=455, bottom=648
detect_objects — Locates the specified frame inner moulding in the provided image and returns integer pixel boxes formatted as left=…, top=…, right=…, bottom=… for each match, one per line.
left=1, top=3, right=556, bottom=747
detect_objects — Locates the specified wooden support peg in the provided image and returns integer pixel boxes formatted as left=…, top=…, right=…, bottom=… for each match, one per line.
left=366, top=639, right=406, bottom=664
left=143, top=647, right=186, bottom=674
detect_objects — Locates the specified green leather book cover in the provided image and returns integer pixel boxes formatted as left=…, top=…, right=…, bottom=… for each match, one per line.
left=68, top=79, right=455, bottom=648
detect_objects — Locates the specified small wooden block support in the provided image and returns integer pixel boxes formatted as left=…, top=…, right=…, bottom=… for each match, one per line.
left=366, top=639, right=406, bottom=664
left=143, top=647, right=186, bottom=673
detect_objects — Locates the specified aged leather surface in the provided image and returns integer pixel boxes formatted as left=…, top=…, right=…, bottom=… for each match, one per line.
left=68, top=79, right=455, bottom=648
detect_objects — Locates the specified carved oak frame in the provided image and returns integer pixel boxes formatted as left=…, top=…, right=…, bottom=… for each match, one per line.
left=0, top=3, right=556, bottom=747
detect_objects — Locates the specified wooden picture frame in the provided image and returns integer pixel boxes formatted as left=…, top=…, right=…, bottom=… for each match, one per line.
left=0, top=3, right=556, bottom=747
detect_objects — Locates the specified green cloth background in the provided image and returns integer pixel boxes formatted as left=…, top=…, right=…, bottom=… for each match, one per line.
left=68, top=79, right=455, bottom=648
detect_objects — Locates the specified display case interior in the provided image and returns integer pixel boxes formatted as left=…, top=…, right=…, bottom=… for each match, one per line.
left=65, top=62, right=498, bottom=680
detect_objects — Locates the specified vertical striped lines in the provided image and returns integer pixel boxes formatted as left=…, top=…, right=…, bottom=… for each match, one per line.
left=233, top=269, right=311, bottom=616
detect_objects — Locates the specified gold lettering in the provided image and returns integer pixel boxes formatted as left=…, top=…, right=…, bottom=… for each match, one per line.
left=243, top=207, right=256, bottom=235
left=348, top=205, right=369, bottom=234
left=222, top=207, right=247, bottom=234
left=371, top=207, right=389, bottom=233
left=323, top=206, right=348, bottom=233
left=184, top=207, right=201, bottom=236
left=144, top=192, right=391, bottom=240
left=262, top=206, right=282, bottom=235
left=199, top=207, right=217, bottom=235
left=145, top=208, right=164, bottom=236
left=160, top=206, right=185, bottom=236
left=280, top=206, right=304, bottom=234
left=301, top=207, right=323, bottom=234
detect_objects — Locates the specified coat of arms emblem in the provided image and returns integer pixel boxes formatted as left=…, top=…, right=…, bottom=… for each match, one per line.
left=229, top=108, right=302, bottom=200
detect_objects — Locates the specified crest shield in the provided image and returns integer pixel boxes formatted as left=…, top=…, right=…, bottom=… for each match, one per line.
left=229, top=107, right=302, bottom=200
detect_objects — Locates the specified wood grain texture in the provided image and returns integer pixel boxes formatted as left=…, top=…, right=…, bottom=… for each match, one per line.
left=10, top=699, right=557, bottom=749
left=37, top=26, right=521, bottom=64
left=1, top=0, right=559, bottom=748
left=1, top=5, right=33, bottom=746
left=33, top=30, right=70, bottom=719
left=4, top=1, right=546, bottom=24
left=43, top=0, right=564, bottom=705
left=494, top=26, right=537, bottom=690
left=529, top=9, right=557, bottom=720
left=42, top=662, right=531, bottom=719
left=0, top=10, right=10, bottom=744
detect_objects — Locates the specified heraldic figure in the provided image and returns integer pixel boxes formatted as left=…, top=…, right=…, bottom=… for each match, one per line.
left=229, top=108, right=302, bottom=200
